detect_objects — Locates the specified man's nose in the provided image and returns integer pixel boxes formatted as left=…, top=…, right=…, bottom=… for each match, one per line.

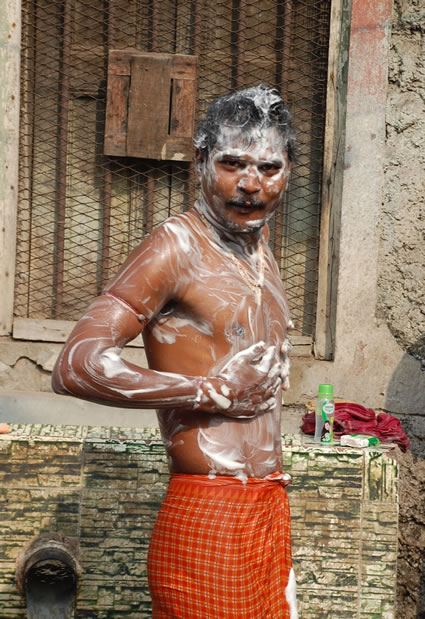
left=237, top=170, right=261, bottom=193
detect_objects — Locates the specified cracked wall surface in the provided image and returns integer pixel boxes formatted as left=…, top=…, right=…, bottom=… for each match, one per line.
left=380, top=5, right=425, bottom=615
left=380, top=0, right=425, bottom=366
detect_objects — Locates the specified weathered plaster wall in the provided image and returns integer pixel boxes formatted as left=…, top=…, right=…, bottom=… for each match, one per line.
left=379, top=0, right=425, bottom=424
left=380, top=0, right=425, bottom=366
left=380, top=7, right=425, bottom=616
left=0, top=426, right=398, bottom=618
left=0, top=341, right=58, bottom=393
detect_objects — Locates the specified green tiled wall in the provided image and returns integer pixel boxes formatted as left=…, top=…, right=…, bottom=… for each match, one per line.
left=0, top=426, right=398, bottom=618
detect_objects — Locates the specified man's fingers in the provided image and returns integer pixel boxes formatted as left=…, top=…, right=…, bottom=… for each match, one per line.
left=244, top=341, right=266, bottom=361
left=258, top=397, right=277, bottom=413
left=253, top=345, right=276, bottom=372
left=221, top=341, right=266, bottom=373
left=280, top=338, right=291, bottom=356
left=271, top=375, right=282, bottom=392
left=228, top=411, right=257, bottom=419
left=268, top=377, right=282, bottom=398
left=268, top=361, right=282, bottom=380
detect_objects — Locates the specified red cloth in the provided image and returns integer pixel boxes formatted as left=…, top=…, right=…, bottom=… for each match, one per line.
left=148, top=473, right=293, bottom=618
left=300, top=402, right=410, bottom=452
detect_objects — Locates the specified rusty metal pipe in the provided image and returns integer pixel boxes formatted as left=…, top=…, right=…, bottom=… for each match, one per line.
left=236, top=0, right=247, bottom=89
left=143, top=0, right=161, bottom=235
left=282, top=0, right=292, bottom=99
left=145, top=173, right=155, bottom=235
left=273, top=0, right=292, bottom=263
left=100, top=0, right=116, bottom=289
left=53, top=0, right=72, bottom=317
left=188, top=0, right=202, bottom=210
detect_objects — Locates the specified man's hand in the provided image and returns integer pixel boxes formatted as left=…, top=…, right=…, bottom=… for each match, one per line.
left=199, top=342, right=283, bottom=417
left=280, top=337, right=291, bottom=391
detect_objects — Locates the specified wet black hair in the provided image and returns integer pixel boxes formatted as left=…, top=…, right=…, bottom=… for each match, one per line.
left=194, top=84, right=296, bottom=162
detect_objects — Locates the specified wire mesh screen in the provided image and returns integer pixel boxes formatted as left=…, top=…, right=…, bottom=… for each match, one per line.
left=16, top=0, right=331, bottom=337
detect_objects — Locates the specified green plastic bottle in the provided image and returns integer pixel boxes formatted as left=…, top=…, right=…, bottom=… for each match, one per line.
left=314, top=384, right=335, bottom=444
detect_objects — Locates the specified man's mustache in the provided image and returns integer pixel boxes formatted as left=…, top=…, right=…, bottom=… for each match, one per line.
left=226, top=197, right=266, bottom=209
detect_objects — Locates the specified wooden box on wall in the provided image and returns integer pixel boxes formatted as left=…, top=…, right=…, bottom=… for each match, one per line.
left=104, top=50, right=198, bottom=161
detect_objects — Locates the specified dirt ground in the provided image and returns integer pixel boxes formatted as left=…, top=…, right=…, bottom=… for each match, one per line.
left=396, top=450, right=425, bottom=618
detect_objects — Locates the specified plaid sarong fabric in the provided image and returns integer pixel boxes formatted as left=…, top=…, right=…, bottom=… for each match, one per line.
left=148, top=473, right=293, bottom=618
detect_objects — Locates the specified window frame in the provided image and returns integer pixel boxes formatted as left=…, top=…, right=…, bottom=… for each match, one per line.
left=1, top=0, right=350, bottom=363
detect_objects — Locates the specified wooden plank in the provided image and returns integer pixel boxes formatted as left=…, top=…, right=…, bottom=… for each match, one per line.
left=108, top=169, right=134, bottom=272
left=0, top=0, right=23, bottom=333
left=64, top=98, right=102, bottom=314
left=290, top=346, right=313, bottom=357
left=170, top=54, right=197, bottom=79
left=107, top=48, right=135, bottom=76
left=127, top=54, right=172, bottom=159
left=170, top=78, right=195, bottom=137
left=13, top=319, right=312, bottom=357
left=13, top=318, right=144, bottom=348
left=314, top=0, right=349, bottom=360
left=14, top=318, right=76, bottom=342
left=161, top=137, right=194, bottom=161
left=14, top=4, right=35, bottom=321
left=175, top=1, right=192, bottom=54
left=104, top=74, right=129, bottom=156
left=289, top=335, right=313, bottom=357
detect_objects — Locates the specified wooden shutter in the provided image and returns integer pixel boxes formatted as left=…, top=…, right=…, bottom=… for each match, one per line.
left=104, top=50, right=197, bottom=161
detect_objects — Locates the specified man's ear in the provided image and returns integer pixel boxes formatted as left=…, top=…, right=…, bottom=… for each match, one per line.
left=287, top=161, right=292, bottom=182
left=284, top=154, right=292, bottom=186
left=195, top=149, right=204, bottom=172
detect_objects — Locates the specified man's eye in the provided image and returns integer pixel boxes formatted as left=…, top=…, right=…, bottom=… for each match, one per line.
left=260, top=163, right=281, bottom=175
left=221, top=159, right=243, bottom=169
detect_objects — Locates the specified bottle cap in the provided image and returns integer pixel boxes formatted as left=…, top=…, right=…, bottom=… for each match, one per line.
left=318, top=383, right=333, bottom=397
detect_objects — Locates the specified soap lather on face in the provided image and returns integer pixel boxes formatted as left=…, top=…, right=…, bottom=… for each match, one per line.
left=195, top=87, right=295, bottom=236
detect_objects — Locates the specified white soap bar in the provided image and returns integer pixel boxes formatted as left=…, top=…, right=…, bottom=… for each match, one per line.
left=340, top=435, right=380, bottom=448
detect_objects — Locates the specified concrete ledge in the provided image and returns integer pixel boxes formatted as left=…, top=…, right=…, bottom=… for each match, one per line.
left=0, top=391, right=159, bottom=428
left=0, top=391, right=307, bottom=434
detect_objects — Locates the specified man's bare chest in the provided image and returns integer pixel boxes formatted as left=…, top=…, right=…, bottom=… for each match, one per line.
left=162, top=249, right=289, bottom=345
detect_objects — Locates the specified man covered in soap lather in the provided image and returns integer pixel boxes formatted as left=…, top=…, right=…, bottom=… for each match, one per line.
left=52, top=84, right=298, bottom=618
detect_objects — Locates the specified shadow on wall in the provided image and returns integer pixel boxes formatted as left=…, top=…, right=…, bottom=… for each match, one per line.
left=385, top=334, right=425, bottom=457
left=386, top=335, right=425, bottom=619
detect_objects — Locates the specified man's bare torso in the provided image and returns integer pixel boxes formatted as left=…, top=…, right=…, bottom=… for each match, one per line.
left=53, top=133, right=293, bottom=481
left=134, top=210, right=291, bottom=479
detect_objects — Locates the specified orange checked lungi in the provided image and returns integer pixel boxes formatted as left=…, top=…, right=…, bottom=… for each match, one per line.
left=148, top=473, right=293, bottom=618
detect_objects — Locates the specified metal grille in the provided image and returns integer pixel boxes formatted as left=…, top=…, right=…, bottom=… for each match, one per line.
left=16, top=0, right=331, bottom=336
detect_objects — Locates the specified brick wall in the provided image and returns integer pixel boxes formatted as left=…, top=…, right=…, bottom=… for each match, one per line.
left=0, top=426, right=398, bottom=618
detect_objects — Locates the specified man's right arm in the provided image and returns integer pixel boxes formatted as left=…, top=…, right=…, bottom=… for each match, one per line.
left=52, top=292, right=205, bottom=408
left=52, top=293, right=281, bottom=416
left=52, top=225, right=283, bottom=416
